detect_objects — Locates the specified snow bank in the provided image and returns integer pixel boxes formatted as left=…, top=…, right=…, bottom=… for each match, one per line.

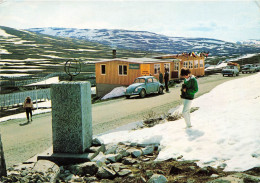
left=98, top=73, right=260, bottom=171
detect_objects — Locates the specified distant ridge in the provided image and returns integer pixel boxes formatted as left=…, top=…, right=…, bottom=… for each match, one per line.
left=27, top=27, right=260, bottom=56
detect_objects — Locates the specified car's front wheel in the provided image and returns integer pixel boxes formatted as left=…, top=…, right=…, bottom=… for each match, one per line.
left=158, top=86, right=163, bottom=94
left=139, top=89, right=146, bottom=98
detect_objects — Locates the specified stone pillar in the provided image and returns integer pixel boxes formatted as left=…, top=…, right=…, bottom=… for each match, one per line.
left=0, top=134, right=7, bottom=177
left=51, top=82, right=92, bottom=154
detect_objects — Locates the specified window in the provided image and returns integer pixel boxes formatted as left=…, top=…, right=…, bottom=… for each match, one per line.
left=200, top=60, right=204, bottom=68
left=189, top=61, right=193, bottom=69
left=119, top=65, right=127, bottom=75
left=174, top=62, right=179, bottom=71
left=153, top=78, right=158, bottom=82
left=154, top=64, right=160, bottom=74
left=194, top=60, right=198, bottom=68
left=147, top=78, right=153, bottom=83
left=101, top=64, right=106, bottom=75
left=183, top=61, right=188, bottom=68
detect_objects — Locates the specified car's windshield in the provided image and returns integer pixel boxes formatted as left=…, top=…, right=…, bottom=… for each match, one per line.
left=244, top=65, right=251, bottom=68
left=134, top=78, right=146, bottom=83
left=225, top=66, right=234, bottom=69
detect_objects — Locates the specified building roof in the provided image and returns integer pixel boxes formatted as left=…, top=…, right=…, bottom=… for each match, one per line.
left=94, top=57, right=179, bottom=64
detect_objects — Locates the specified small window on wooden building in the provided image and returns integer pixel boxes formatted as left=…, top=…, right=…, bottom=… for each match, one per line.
left=119, top=65, right=128, bottom=76
left=200, top=60, right=204, bottom=68
left=189, top=61, right=193, bottom=69
left=154, top=64, right=160, bottom=74
left=101, top=64, right=106, bottom=75
left=194, top=60, right=198, bottom=68
left=183, top=61, right=188, bottom=68
left=174, top=62, right=179, bottom=71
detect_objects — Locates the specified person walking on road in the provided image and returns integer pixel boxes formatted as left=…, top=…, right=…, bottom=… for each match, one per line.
left=23, top=96, right=33, bottom=123
left=180, top=68, right=198, bottom=128
left=164, top=69, right=169, bottom=92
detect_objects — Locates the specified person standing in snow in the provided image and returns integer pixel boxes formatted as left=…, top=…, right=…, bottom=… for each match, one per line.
left=23, top=96, right=33, bottom=123
left=180, top=68, right=198, bottom=128
left=164, top=69, right=169, bottom=92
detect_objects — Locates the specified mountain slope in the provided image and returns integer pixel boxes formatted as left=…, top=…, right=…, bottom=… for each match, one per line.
left=0, top=26, right=155, bottom=78
left=27, top=27, right=260, bottom=56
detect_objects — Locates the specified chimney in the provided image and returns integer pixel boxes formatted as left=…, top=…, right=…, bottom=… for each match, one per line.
left=112, top=49, right=116, bottom=58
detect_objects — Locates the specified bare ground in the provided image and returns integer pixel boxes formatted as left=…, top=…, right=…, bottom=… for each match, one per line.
left=0, top=73, right=254, bottom=168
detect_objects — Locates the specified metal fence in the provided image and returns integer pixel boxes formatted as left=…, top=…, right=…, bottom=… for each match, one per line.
left=0, top=89, right=51, bottom=108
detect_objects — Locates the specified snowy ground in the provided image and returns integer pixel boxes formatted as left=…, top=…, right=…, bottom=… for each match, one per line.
left=98, top=73, right=260, bottom=172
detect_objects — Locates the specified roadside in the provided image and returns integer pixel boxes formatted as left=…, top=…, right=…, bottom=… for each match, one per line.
left=0, top=73, right=255, bottom=168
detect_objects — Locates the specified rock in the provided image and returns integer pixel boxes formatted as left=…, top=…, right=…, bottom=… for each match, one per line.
left=142, top=158, right=150, bottom=162
left=118, top=169, right=132, bottom=176
left=68, top=162, right=98, bottom=176
left=96, top=166, right=116, bottom=179
left=147, top=174, right=168, bottom=183
left=89, top=144, right=106, bottom=154
left=142, top=145, right=155, bottom=155
left=92, top=152, right=107, bottom=167
left=105, top=144, right=118, bottom=155
left=0, top=134, right=7, bottom=177
left=32, top=160, right=60, bottom=183
left=116, top=147, right=130, bottom=157
left=108, top=163, right=127, bottom=173
left=92, top=137, right=104, bottom=146
left=106, top=154, right=122, bottom=163
left=130, top=149, right=142, bottom=158
left=122, top=157, right=137, bottom=165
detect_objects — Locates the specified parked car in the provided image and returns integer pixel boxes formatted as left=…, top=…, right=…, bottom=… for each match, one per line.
left=125, top=76, right=164, bottom=98
left=254, top=64, right=260, bottom=72
left=222, top=65, right=239, bottom=77
left=241, top=64, right=257, bottom=74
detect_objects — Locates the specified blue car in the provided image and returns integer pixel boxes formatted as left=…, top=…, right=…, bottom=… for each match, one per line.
left=125, top=76, right=164, bottom=98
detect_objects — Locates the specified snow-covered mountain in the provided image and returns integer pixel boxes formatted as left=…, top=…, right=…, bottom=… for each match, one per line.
left=27, top=27, right=260, bottom=56
left=236, top=39, right=260, bottom=47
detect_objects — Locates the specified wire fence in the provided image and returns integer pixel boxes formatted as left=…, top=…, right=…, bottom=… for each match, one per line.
left=0, top=89, right=51, bottom=108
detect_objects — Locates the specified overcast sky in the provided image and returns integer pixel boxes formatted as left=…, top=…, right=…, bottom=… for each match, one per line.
left=0, top=0, right=259, bottom=42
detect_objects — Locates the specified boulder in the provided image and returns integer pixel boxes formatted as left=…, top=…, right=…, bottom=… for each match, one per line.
left=68, top=162, right=98, bottom=176
left=32, top=160, right=60, bottom=183
left=122, top=157, right=137, bottom=165
left=142, top=145, right=155, bottom=155
left=129, top=149, right=142, bottom=158
left=0, top=134, right=7, bottom=177
left=96, top=166, right=116, bottom=179
left=118, top=169, right=132, bottom=176
left=92, top=137, right=104, bottom=146
left=106, top=154, right=122, bottom=163
left=105, top=144, right=118, bottom=155
left=147, top=174, right=168, bottom=183
left=92, top=152, right=106, bottom=167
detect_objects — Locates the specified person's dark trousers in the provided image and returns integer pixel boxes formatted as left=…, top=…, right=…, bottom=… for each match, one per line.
left=25, top=108, right=32, bottom=121
left=165, top=80, right=169, bottom=92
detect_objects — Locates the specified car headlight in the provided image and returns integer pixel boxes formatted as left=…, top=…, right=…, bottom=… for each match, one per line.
left=135, top=87, right=142, bottom=92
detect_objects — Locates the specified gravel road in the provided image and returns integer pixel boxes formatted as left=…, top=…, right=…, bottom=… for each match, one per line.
left=0, top=73, right=253, bottom=168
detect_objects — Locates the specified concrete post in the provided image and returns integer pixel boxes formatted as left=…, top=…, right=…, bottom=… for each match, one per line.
left=51, top=81, right=92, bottom=154
left=0, top=134, right=7, bottom=177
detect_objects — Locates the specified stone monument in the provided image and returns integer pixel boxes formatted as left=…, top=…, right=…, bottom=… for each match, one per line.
left=38, top=81, right=93, bottom=164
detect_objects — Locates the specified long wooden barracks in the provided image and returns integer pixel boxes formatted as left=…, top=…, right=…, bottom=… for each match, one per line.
left=95, top=54, right=205, bottom=97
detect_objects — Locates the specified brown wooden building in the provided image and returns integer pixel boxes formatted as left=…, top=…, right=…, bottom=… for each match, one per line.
left=95, top=55, right=205, bottom=97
